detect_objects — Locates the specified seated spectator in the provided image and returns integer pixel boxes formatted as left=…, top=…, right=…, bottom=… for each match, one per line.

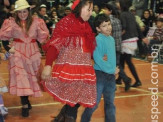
left=50, top=10, right=59, bottom=24
left=141, top=9, right=153, bottom=37
left=64, top=7, right=71, bottom=16
left=149, top=9, right=157, bottom=23
left=38, top=4, right=53, bottom=32
left=57, top=4, right=65, bottom=19
left=144, top=17, right=163, bottom=45
left=143, top=17, right=163, bottom=55
left=92, top=4, right=99, bottom=17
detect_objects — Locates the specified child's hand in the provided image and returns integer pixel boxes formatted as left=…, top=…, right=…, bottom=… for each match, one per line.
left=115, top=66, right=120, bottom=75
left=41, top=65, right=52, bottom=80
left=143, top=37, right=150, bottom=45
left=103, top=55, right=107, bottom=61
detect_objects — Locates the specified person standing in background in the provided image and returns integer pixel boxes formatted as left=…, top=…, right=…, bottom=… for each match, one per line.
left=38, top=4, right=53, bottom=33
left=119, top=0, right=146, bottom=87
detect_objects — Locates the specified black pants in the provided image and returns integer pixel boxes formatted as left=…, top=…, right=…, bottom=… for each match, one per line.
left=0, top=115, right=4, bottom=122
left=20, top=96, right=29, bottom=105
left=116, top=51, right=130, bottom=82
left=120, top=53, right=140, bottom=82
left=64, top=104, right=80, bottom=119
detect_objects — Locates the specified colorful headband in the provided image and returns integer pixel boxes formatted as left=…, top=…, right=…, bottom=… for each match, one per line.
left=71, top=0, right=80, bottom=10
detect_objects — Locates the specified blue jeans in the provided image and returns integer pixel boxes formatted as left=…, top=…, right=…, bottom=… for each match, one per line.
left=81, top=70, right=116, bottom=122
left=0, top=115, right=4, bottom=122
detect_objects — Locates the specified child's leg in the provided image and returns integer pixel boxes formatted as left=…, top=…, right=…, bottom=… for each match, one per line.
left=20, top=96, right=29, bottom=117
left=81, top=70, right=105, bottom=122
left=51, top=105, right=66, bottom=122
left=0, top=114, right=4, bottom=122
left=0, top=95, right=4, bottom=106
left=103, top=74, right=116, bottom=122
left=65, top=104, right=80, bottom=121
left=53, top=104, right=80, bottom=122
left=20, top=96, right=29, bottom=107
left=0, top=95, right=8, bottom=116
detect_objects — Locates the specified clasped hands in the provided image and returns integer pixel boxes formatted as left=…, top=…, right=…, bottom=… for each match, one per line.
left=41, top=65, right=52, bottom=80
left=103, top=55, right=120, bottom=75
left=9, top=46, right=15, bottom=54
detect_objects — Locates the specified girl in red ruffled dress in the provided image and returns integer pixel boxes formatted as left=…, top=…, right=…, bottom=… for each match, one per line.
left=0, top=0, right=49, bottom=117
left=41, top=0, right=96, bottom=121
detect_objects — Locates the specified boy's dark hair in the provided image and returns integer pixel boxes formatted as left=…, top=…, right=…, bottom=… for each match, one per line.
left=94, top=14, right=110, bottom=28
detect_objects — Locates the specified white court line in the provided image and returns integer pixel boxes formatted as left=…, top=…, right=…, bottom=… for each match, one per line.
left=115, top=93, right=151, bottom=98
left=116, top=85, right=150, bottom=93
left=7, top=93, right=159, bottom=110
left=8, top=102, right=61, bottom=109
left=7, top=91, right=163, bottom=110
left=8, top=94, right=151, bottom=109
left=128, top=87, right=151, bottom=93
left=118, top=86, right=163, bottom=97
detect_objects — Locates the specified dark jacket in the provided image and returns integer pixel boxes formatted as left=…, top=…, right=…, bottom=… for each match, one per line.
left=120, top=11, right=144, bottom=40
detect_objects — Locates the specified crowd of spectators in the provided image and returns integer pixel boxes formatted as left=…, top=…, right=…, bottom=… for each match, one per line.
left=0, top=0, right=163, bottom=58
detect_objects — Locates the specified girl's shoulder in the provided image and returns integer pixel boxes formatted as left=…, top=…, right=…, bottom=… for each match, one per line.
left=32, top=17, right=45, bottom=24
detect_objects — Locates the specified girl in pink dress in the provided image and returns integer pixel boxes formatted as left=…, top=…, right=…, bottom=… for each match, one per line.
left=0, top=0, right=49, bottom=117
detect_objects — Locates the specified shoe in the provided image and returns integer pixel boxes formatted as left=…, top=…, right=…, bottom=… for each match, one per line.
left=0, top=106, right=8, bottom=116
left=116, top=79, right=122, bottom=85
left=51, top=105, right=66, bottom=122
left=124, top=78, right=131, bottom=91
left=22, top=108, right=29, bottom=117
left=65, top=115, right=75, bottom=122
left=51, top=115, right=65, bottom=122
left=131, top=81, right=142, bottom=87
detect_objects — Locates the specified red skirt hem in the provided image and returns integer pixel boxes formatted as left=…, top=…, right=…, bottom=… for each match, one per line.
left=41, top=81, right=96, bottom=108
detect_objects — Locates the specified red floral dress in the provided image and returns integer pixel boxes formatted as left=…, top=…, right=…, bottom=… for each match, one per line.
left=42, top=13, right=97, bottom=108
left=0, top=17, right=49, bottom=97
